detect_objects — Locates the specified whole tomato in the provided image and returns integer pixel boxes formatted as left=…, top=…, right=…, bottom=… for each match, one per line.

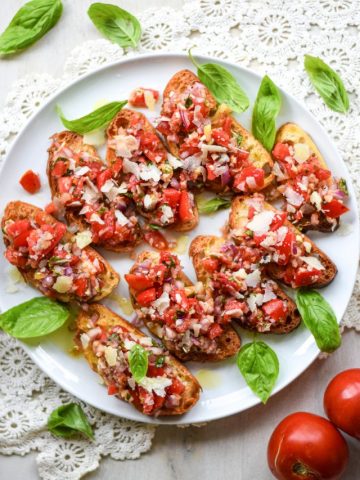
left=324, top=368, right=360, bottom=440
left=267, top=412, right=348, bottom=480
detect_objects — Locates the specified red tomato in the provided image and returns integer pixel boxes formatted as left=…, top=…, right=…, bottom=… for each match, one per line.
left=74, top=278, right=88, bottom=297
left=129, top=87, right=160, bottom=108
left=107, top=384, right=118, bottom=395
left=19, top=170, right=41, bottom=194
left=27, top=223, right=66, bottom=258
left=178, top=191, right=194, bottom=222
left=270, top=212, right=287, bottom=231
left=143, top=230, right=169, bottom=250
left=136, top=288, right=157, bottom=306
left=203, top=258, right=219, bottom=273
left=221, top=116, right=233, bottom=135
left=45, top=202, right=56, bottom=215
left=147, top=365, right=165, bottom=377
left=57, top=176, right=72, bottom=193
left=124, top=274, right=154, bottom=291
left=212, top=128, right=230, bottom=147
left=96, top=169, right=112, bottom=190
left=6, top=220, right=33, bottom=248
left=293, top=268, right=321, bottom=287
left=163, top=188, right=181, bottom=208
left=277, top=230, right=295, bottom=265
left=324, top=369, right=360, bottom=440
left=111, top=159, right=123, bottom=177
left=268, top=412, right=349, bottom=480
left=272, top=142, right=290, bottom=161
left=206, top=165, right=217, bottom=181
left=52, top=160, right=67, bottom=178
left=233, top=166, right=265, bottom=191
left=322, top=200, right=349, bottom=219
left=208, top=323, right=223, bottom=339
left=316, top=168, right=332, bottom=181
left=166, top=377, right=185, bottom=395
left=263, top=299, right=287, bottom=321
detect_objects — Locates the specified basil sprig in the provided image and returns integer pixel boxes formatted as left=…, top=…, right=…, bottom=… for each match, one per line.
left=0, top=0, right=63, bottom=56
left=129, top=344, right=148, bottom=383
left=189, top=49, right=249, bottom=113
left=295, top=288, right=341, bottom=353
left=0, top=297, right=69, bottom=339
left=56, top=101, right=127, bottom=135
left=304, top=54, right=349, bottom=114
left=88, top=3, right=141, bottom=48
left=237, top=340, right=279, bottom=404
left=48, top=403, right=94, bottom=440
left=197, top=196, right=231, bottom=214
left=252, top=75, right=281, bottom=151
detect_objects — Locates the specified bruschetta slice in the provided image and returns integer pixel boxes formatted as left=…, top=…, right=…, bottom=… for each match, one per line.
left=190, top=235, right=301, bottom=334
left=157, top=69, right=274, bottom=193
left=2, top=201, right=119, bottom=302
left=48, top=131, right=142, bottom=252
left=126, top=250, right=241, bottom=362
left=76, top=303, right=200, bottom=416
left=270, top=123, right=349, bottom=232
left=228, top=194, right=337, bottom=289
left=106, top=109, right=198, bottom=232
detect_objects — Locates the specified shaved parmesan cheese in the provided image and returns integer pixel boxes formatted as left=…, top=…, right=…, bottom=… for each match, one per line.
left=304, top=241, right=312, bottom=253
left=247, top=293, right=264, bottom=312
left=310, top=191, right=322, bottom=211
left=139, top=376, right=172, bottom=397
left=123, top=158, right=161, bottom=182
left=74, top=166, right=90, bottom=177
left=293, top=143, right=311, bottom=163
left=104, top=346, right=118, bottom=366
left=247, top=211, right=275, bottom=235
left=299, top=256, right=325, bottom=270
left=80, top=333, right=90, bottom=349
left=83, top=129, right=106, bottom=147
left=160, top=205, right=174, bottom=224
left=262, top=283, right=277, bottom=303
left=167, top=154, right=183, bottom=169
left=100, top=179, right=115, bottom=193
left=75, top=230, right=93, bottom=249
left=115, top=210, right=129, bottom=226
left=245, top=269, right=261, bottom=288
left=284, top=186, right=304, bottom=207
left=112, top=134, right=139, bottom=158
left=144, top=90, right=156, bottom=110
left=90, top=213, right=105, bottom=224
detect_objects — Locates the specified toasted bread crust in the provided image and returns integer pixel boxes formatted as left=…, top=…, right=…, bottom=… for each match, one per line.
left=228, top=195, right=337, bottom=288
left=129, top=250, right=241, bottom=361
left=77, top=303, right=200, bottom=416
left=190, top=235, right=301, bottom=334
left=2, top=201, right=119, bottom=302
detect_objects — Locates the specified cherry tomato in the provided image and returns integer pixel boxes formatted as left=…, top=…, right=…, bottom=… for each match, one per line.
left=262, top=299, right=287, bottom=321
left=322, top=200, right=349, bottom=219
left=272, top=142, right=290, bottom=161
left=267, top=412, right=349, bottom=480
left=143, top=229, right=169, bottom=250
left=124, top=274, right=154, bottom=291
left=178, top=190, right=194, bottom=222
left=136, top=288, right=157, bottom=306
left=324, top=368, right=360, bottom=440
left=129, top=87, right=160, bottom=108
left=19, top=170, right=41, bottom=194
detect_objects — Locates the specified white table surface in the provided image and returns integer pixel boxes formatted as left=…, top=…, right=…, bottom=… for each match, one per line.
left=0, top=1, right=359, bottom=479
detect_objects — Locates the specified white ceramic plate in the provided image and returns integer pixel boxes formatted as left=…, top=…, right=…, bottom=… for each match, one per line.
left=0, top=53, right=358, bottom=425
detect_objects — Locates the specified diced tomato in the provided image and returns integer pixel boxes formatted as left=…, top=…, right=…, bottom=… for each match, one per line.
left=136, top=287, right=157, bottom=306
left=96, top=169, right=113, bottom=190
left=140, top=131, right=167, bottom=163
left=221, top=116, right=233, bottom=135
left=272, top=142, right=290, bottom=161
left=111, top=159, right=123, bottom=177
left=234, top=149, right=250, bottom=166
left=277, top=230, right=295, bottom=265
left=45, top=202, right=56, bottom=215
left=19, top=170, right=41, bottom=194
left=208, top=323, right=223, bottom=339
left=212, top=128, right=230, bottom=147
left=315, top=168, right=332, bottom=181
left=178, top=191, right=194, bottom=222
left=156, top=120, right=171, bottom=136
left=248, top=206, right=255, bottom=220
left=151, top=264, right=167, bottom=284
left=166, top=377, right=185, bottom=395
left=203, top=258, right=219, bottom=273
left=143, top=230, right=169, bottom=250
left=262, top=299, right=287, bottom=321
left=293, top=268, right=321, bottom=287
left=5, top=248, right=27, bottom=268
left=91, top=211, right=115, bottom=241
left=129, top=87, right=160, bottom=108
left=74, top=277, right=88, bottom=297
left=27, top=223, right=66, bottom=258
left=233, top=166, right=265, bottom=191
left=147, top=365, right=165, bottom=377
left=107, top=383, right=118, bottom=395
left=152, top=393, right=165, bottom=411
left=322, top=200, right=349, bottom=219
left=206, top=165, right=217, bottom=181
left=163, top=306, right=177, bottom=326
left=170, top=289, right=188, bottom=308
left=57, top=176, right=73, bottom=193
left=125, top=274, right=154, bottom=291
left=163, top=188, right=181, bottom=208
left=52, top=160, right=67, bottom=178
left=6, top=220, right=31, bottom=239
left=270, top=212, right=287, bottom=231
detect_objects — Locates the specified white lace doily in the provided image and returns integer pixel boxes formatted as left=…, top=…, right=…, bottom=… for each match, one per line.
left=1, top=1, right=360, bottom=479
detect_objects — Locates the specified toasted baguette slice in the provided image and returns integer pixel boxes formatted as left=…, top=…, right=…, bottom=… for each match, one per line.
left=77, top=303, right=200, bottom=416
left=48, top=131, right=142, bottom=252
left=271, top=123, right=348, bottom=232
left=228, top=195, right=337, bottom=288
left=2, top=201, right=119, bottom=302
left=190, top=235, right=301, bottom=334
left=106, top=109, right=198, bottom=232
left=128, top=250, right=241, bottom=361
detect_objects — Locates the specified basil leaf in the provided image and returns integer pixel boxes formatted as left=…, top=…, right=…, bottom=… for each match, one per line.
left=129, top=344, right=148, bottom=383
left=252, top=75, right=281, bottom=151
left=88, top=3, right=141, bottom=49
left=0, top=0, right=63, bottom=56
left=0, top=297, right=69, bottom=339
left=197, top=196, right=231, bottom=214
left=56, top=101, right=127, bottom=135
left=48, top=403, right=94, bottom=440
left=189, top=49, right=249, bottom=113
left=304, top=54, right=349, bottom=113
left=237, top=340, right=279, bottom=404
left=295, top=288, right=341, bottom=353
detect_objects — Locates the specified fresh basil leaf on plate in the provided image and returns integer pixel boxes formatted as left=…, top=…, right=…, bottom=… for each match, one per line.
left=304, top=54, right=349, bottom=114
left=129, top=344, right=148, bottom=382
left=0, top=297, right=69, bottom=339
left=252, top=75, right=281, bottom=151
left=295, top=288, right=341, bottom=353
left=189, top=49, right=249, bottom=113
left=237, top=340, right=279, bottom=404
left=88, top=3, right=141, bottom=48
left=0, top=0, right=63, bottom=56
left=197, top=196, right=231, bottom=214
left=56, top=101, right=127, bottom=135
left=48, top=403, right=94, bottom=440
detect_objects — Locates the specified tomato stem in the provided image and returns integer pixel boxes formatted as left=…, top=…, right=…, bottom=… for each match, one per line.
left=292, top=462, right=318, bottom=478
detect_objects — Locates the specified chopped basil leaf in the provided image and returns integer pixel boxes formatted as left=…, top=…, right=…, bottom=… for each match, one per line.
left=149, top=223, right=161, bottom=230
left=197, top=196, right=231, bottom=214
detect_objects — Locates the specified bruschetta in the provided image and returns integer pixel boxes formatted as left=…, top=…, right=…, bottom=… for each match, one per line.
left=47, top=131, right=142, bottom=252
left=76, top=303, right=200, bottom=416
left=157, top=69, right=274, bottom=193
left=2, top=201, right=119, bottom=302
left=270, top=123, right=349, bottom=232
left=190, top=235, right=301, bottom=334
left=228, top=194, right=337, bottom=289
left=126, top=250, right=241, bottom=361
left=106, top=109, right=198, bottom=232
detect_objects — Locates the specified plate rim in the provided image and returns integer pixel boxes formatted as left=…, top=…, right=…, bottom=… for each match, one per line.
left=0, top=51, right=358, bottom=425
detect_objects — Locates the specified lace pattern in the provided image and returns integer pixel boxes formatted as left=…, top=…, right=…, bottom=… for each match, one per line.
left=0, top=1, right=359, bottom=478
